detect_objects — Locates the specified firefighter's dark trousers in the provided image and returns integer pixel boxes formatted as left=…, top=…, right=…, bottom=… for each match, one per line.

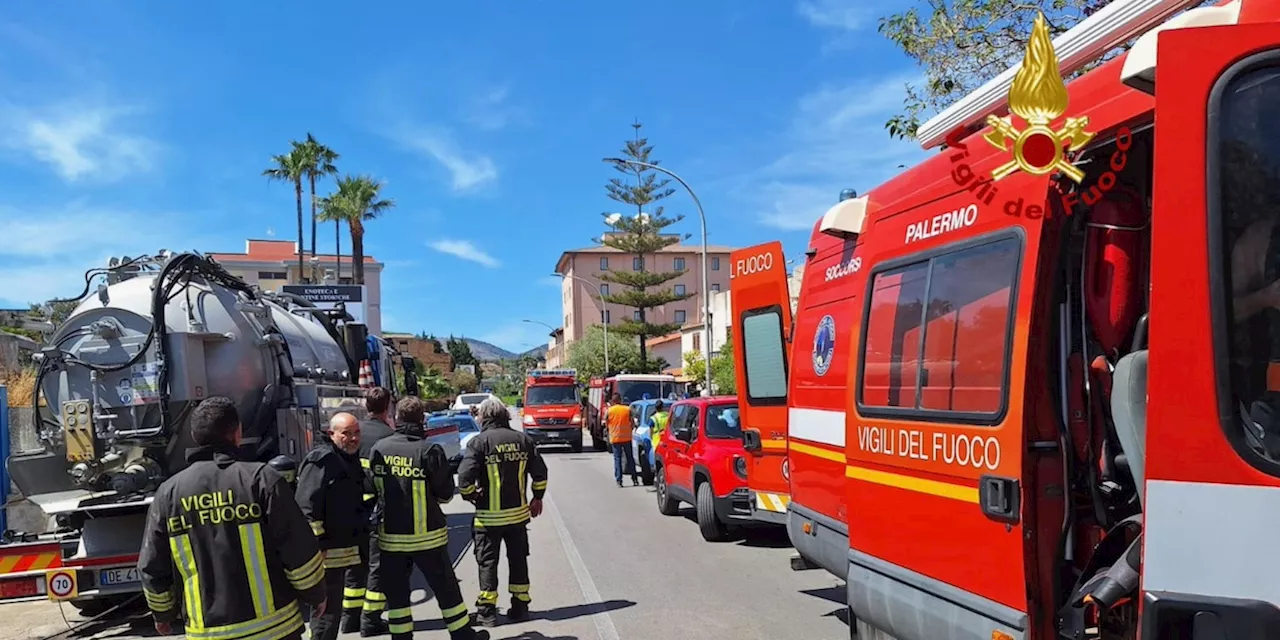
left=344, top=530, right=386, bottom=623
left=474, top=523, right=531, bottom=612
left=309, top=566, right=348, bottom=640
left=381, top=546, right=473, bottom=640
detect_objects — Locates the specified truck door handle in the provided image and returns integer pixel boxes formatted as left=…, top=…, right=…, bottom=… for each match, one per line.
left=978, top=474, right=1020, bottom=525
left=742, top=430, right=762, bottom=453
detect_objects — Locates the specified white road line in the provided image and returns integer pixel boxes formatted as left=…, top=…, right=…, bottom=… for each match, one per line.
left=545, top=494, right=622, bottom=640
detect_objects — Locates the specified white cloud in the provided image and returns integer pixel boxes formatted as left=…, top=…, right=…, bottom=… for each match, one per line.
left=797, top=0, right=866, bottom=31
left=0, top=101, right=160, bottom=183
left=398, top=128, right=498, bottom=192
left=427, top=239, right=501, bottom=268
left=742, top=72, right=927, bottom=231
left=0, top=203, right=213, bottom=306
left=464, top=85, right=520, bottom=132
left=539, top=275, right=564, bottom=287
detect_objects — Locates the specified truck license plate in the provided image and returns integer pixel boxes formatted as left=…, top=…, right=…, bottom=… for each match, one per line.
left=546, top=431, right=560, bottom=438
left=99, top=568, right=140, bottom=586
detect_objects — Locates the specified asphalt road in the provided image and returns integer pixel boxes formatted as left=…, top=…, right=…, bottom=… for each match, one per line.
left=6, top=422, right=849, bottom=640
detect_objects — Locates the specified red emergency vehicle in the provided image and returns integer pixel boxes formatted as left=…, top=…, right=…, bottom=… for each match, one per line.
left=731, top=232, right=860, bottom=579
left=519, top=369, right=585, bottom=452
left=736, top=0, right=1280, bottom=637
left=584, top=373, right=687, bottom=450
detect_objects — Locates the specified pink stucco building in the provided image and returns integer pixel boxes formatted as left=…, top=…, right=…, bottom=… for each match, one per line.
left=553, top=236, right=738, bottom=348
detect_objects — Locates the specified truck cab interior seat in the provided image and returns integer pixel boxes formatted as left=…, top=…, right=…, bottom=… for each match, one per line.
left=1110, top=349, right=1149, bottom=506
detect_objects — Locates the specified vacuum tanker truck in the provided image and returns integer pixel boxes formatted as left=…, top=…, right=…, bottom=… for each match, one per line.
left=0, top=251, right=417, bottom=614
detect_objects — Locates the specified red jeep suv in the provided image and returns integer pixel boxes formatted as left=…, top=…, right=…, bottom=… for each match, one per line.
left=653, top=396, right=753, bottom=541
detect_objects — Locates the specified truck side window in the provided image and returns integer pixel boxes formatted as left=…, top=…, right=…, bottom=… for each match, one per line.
left=740, top=306, right=788, bottom=405
left=1214, top=61, right=1280, bottom=470
left=859, top=236, right=1021, bottom=422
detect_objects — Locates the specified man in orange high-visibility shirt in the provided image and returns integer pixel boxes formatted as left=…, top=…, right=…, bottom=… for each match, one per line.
left=605, top=393, right=639, bottom=488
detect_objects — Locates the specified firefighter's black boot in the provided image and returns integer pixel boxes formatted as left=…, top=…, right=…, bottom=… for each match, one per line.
left=341, top=613, right=360, bottom=634
left=472, top=605, right=499, bottom=628
left=506, top=599, right=530, bottom=622
left=359, top=617, right=389, bottom=637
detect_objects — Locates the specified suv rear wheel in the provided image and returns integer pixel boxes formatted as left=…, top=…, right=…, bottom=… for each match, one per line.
left=655, top=466, right=680, bottom=516
left=696, top=481, right=730, bottom=542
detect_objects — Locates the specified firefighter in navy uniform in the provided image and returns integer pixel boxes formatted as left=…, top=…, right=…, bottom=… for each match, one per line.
left=457, top=397, right=548, bottom=627
left=369, top=396, right=489, bottom=640
left=351, top=386, right=397, bottom=635
left=295, top=412, right=372, bottom=640
left=138, top=396, right=327, bottom=639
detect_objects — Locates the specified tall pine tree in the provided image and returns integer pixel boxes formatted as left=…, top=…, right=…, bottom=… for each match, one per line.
left=597, top=121, right=693, bottom=369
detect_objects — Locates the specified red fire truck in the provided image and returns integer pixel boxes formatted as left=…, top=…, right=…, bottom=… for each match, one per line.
left=731, top=0, right=1280, bottom=637
left=519, top=369, right=585, bottom=452
left=585, top=374, right=688, bottom=450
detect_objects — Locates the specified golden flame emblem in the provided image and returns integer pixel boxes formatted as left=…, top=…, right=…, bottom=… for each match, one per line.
left=983, top=12, right=1094, bottom=182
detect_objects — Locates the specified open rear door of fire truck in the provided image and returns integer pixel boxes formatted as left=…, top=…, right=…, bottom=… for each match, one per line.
left=1143, top=14, right=1280, bottom=637
left=729, top=241, right=794, bottom=525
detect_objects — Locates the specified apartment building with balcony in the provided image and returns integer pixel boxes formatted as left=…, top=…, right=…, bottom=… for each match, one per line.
left=553, top=237, right=738, bottom=347
left=208, top=239, right=385, bottom=335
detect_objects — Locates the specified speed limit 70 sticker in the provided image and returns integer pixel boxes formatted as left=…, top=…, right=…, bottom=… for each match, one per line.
left=46, top=569, right=78, bottom=600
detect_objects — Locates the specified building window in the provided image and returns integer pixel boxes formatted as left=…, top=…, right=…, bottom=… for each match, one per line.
left=600, top=256, right=609, bottom=270
left=565, top=315, right=569, bottom=327
left=600, top=284, right=610, bottom=297
left=258, top=271, right=287, bottom=280
left=711, top=257, right=721, bottom=271
left=633, top=310, right=642, bottom=321
left=741, top=307, right=788, bottom=404
left=633, top=256, right=643, bottom=271
left=858, top=236, right=1021, bottom=419
left=692, top=333, right=701, bottom=351
left=711, top=283, right=721, bottom=293
left=674, top=257, right=686, bottom=270
left=675, top=284, right=686, bottom=297
left=339, top=277, right=353, bottom=285
left=605, top=310, right=611, bottom=323
left=675, top=310, right=687, bottom=323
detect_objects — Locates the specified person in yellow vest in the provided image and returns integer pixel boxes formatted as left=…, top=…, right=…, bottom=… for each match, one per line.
left=647, top=400, right=670, bottom=469
left=605, top=394, right=639, bottom=487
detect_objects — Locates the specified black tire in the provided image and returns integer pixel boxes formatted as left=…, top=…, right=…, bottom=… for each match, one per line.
left=696, top=481, right=730, bottom=542
left=571, top=438, right=583, bottom=453
left=591, top=433, right=607, bottom=451
left=655, top=466, right=680, bottom=515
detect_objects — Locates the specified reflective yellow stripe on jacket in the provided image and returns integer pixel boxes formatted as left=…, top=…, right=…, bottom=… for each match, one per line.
left=475, top=505, right=531, bottom=529
left=378, top=478, right=448, bottom=552
left=170, top=525, right=309, bottom=640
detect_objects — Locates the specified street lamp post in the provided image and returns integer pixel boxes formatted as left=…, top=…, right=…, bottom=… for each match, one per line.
left=602, top=157, right=712, bottom=396
left=551, top=273, right=609, bottom=377
left=522, top=319, right=565, bottom=370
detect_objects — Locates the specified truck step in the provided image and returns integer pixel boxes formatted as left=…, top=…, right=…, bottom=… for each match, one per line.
left=789, top=552, right=819, bottom=571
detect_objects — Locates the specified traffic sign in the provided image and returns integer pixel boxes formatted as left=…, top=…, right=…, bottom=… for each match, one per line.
left=46, top=569, right=78, bottom=600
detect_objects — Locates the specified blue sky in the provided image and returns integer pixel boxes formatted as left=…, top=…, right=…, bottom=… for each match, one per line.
left=0, top=1, right=929, bottom=353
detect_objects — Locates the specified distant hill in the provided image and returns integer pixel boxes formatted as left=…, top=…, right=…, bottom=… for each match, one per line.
left=519, top=344, right=548, bottom=360
left=462, top=338, right=517, bottom=362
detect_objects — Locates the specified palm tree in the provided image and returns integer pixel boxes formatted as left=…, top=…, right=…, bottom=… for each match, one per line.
left=262, top=148, right=309, bottom=281
left=295, top=134, right=340, bottom=274
left=319, top=175, right=395, bottom=285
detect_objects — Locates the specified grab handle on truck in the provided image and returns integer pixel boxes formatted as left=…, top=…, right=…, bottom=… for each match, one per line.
left=742, top=429, right=763, bottom=453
